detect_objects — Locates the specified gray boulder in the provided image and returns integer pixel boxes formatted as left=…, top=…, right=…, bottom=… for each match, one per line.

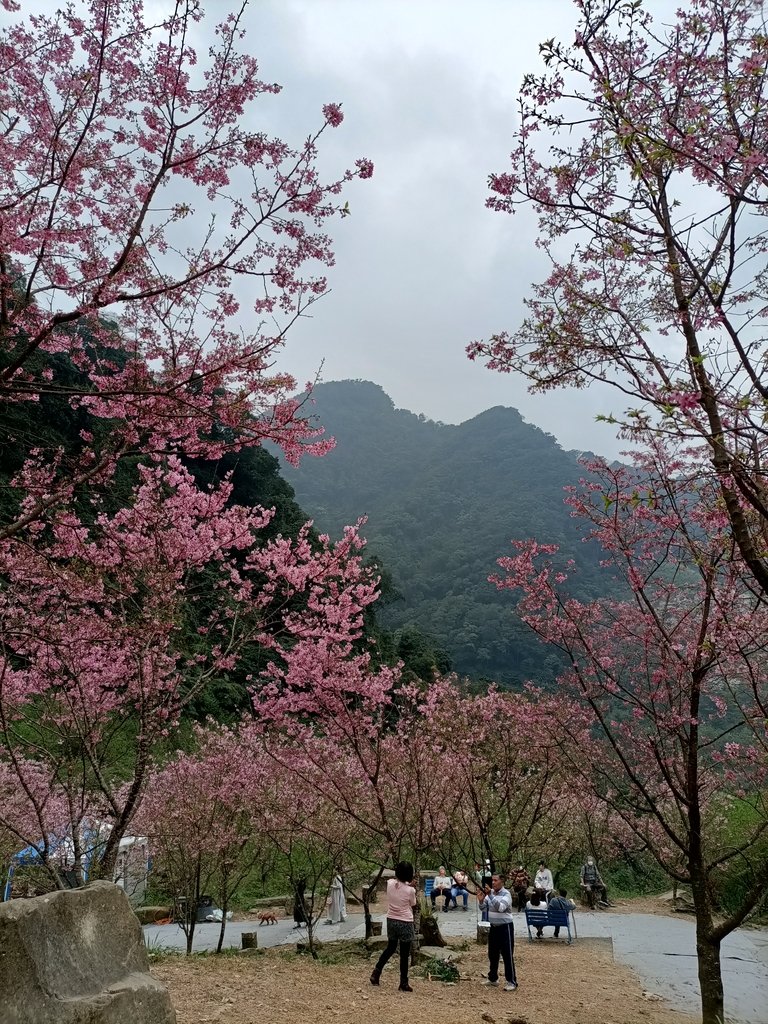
left=0, top=880, right=175, bottom=1024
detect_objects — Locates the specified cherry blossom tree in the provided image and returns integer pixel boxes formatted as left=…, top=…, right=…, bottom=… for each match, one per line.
left=0, top=0, right=372, bottom=537
left=0, top=454, right=380, bottom=883
left=138, top=726, right=275, bottom=954
left=255, top=655, right=447, bottom=939
left=469, top=0, right=768, bottom=602
left=0, top=0, right=378, bottom=891
left=495, top=448, right=768, bottom=1024
left=420, top=680, right=584, bottom=879
left=251, top=743, right=356, bottom=958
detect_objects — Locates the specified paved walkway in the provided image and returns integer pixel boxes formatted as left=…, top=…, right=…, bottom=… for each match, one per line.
left=144, top=905, right=768, bottom=1023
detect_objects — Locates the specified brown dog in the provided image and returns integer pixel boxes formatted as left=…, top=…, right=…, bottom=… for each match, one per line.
left=258, top=911, right=278, bottom=925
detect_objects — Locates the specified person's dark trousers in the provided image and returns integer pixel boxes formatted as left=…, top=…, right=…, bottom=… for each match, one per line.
left=398, top=939, right=411, bottom=985
left=514, top=888, right=527, bottom=911
left=431, top=888, right=450, bottom=908
left=374, top=937, right=411, bottom=986
left=487, top=922, right=518, bottom=985
left=583, top=876, right=608, bottom=903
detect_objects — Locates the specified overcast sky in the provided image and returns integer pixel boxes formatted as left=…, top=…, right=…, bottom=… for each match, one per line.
left=234, top=0, right=641, bottom=458
left=5, top=0, right=665, bottom=457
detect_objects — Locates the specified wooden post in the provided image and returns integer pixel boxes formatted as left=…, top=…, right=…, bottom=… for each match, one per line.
left=241, top=931, right=258, bottom=950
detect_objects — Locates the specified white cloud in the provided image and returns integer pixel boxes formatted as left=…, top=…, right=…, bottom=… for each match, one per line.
left=3, top=0, right=657, bottom=458
left=234, top=0, right=630, bottom=455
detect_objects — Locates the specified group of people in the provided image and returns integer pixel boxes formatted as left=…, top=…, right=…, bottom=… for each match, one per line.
left=371, top=862, right=520, bottom=993
left=523, top=887, right=576, bottom=939
left=509, top=857, right=610, bottom=910
left=428, top=866, right=471, bottom=911
left=508, top=860, right=555, bottom=910
left=370, top=855, right=610, bottom=993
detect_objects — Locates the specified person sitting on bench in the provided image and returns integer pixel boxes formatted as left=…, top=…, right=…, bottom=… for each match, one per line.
left=430, top=866, right=453, bottom=910
left=547, top=888, right=576, bottom=938
left=525, top=892, right=546, bottom=938
left=448, top=868, right=470, bottom=910
left=580, top=856, right=610, bottom=906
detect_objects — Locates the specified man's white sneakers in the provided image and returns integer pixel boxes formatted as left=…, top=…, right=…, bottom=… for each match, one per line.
left=483, top=979, right=517, bottom=991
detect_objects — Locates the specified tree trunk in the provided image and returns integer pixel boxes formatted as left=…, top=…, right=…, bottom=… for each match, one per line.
left=362, top=888, right=373, bottom=940
left=362, top=869, right=384, bottom=939
left=216, top=891, right=230, bottom=954
left=185, top=915, right=196, bottom=955
left=420, top=914, right=445, bottom=947
left=185, top=859, right=202, bottom=955
left=410, top=865, right=422, bottom=967
left=304, top=893, right=318, bottom=959
left=695, top=926, right=725, bottom=1024
left=690, top=844, right=725, bottom=1024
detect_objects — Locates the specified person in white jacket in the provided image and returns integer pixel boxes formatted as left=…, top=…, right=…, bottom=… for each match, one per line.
left=534, top=861, right=554, bottom=899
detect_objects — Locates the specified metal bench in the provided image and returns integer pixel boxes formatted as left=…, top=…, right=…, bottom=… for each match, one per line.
left=524, top=905, right=575, bottom=944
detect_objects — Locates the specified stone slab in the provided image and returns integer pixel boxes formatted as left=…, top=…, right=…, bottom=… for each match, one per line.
left=134, top=906, right=171, bottom=925
left=418, top=945, right=463, bottom=963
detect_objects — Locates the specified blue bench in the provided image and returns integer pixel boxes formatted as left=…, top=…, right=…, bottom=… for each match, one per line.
left=524, top=906, right=575, bottom=944
left=424, top=877, right=453, bottom=907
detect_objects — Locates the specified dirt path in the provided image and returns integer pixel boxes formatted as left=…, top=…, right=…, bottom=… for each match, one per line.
left=153, top=936, right=696, bottom=1024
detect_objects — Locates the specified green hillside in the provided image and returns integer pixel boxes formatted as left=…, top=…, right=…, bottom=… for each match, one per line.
left=277, top=380, right=614, bottom=687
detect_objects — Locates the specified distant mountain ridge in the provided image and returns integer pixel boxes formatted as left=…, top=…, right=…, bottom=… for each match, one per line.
left=276, top=380, right=609, bottom=686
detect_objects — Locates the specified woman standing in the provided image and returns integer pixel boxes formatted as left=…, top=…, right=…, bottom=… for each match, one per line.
left=328, top=873, right=347, bottom=924
left=369, top=861, right=417, bottom=992
left=292, top=878, right=307, bottom=928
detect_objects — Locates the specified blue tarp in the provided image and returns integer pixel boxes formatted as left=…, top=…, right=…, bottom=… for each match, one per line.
left=3, top=828, right=149, bottom=902
left=3, top=832, right=82, bottom=901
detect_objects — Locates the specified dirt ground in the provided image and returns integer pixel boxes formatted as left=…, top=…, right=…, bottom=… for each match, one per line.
left=153, top=917, right=697, bottom=1024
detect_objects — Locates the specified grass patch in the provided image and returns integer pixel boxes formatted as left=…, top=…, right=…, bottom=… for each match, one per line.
left=273, top=938, right=377, bottom=966
left=146, top=943, right=266, bottom=963
left=145, top=936, right=183, bottom=961
left=315, top=941, right=371, bottom=966
left=420, top=956, right=460, bottom=983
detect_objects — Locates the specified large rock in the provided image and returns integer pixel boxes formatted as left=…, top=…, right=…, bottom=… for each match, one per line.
left=0, top=880, right=175, bottom=1024
left=658, top=888, right=696, bottom=914
left=417, top=945, right=463, bottom=963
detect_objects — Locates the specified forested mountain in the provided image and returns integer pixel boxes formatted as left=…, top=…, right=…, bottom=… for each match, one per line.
left=0, top=354, right=448, bottom=719
left=276, top=380, right=616, bottom=687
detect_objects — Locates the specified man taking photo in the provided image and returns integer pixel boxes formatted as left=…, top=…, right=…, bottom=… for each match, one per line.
left=478, top=873, right=518, bottom=992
